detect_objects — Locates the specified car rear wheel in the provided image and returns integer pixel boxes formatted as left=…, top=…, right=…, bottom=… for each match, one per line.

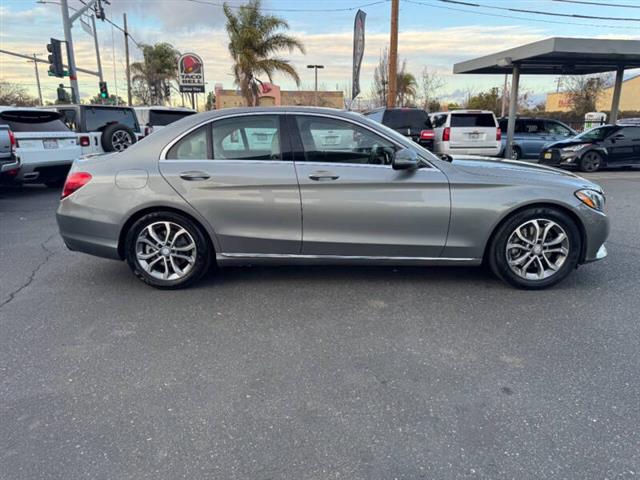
left=125, top=211, right=211, bottom=289
left=488, top=207, right=581, bottom=289
left=579, top=151, right=603, bottom=172
left=510, top=146, right=522, bottom=161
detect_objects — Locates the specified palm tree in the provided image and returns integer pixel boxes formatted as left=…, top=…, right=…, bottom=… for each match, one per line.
left=130, top=43, right=180, bottom=105
left=396, top=61, right=417, bottom=107
left=223, top=0, right=305, bottom=107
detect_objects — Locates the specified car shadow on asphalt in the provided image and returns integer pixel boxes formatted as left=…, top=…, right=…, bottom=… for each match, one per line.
left=0, top=184, right=54, bottom=200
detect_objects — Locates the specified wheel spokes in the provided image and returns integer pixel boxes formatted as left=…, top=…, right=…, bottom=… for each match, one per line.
left=136, top=221, right=198, bottom=281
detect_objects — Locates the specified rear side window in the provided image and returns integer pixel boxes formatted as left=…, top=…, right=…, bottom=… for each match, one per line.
left=383, top=110, right=432, bottom=129
left=212, top=115, right=281, bottom=161
left=450, top=113, right=496, bottom=128
left=519, top=119, right=546, bottom=134
left=149, top=110, right=195, bottom=126
left=432, top=114, right=447, bottom=128
left=84, top=107, right=139, bottom=133
left=166, top=126, right=209, bottom=160
left=0, top=111, right=70, bottom=132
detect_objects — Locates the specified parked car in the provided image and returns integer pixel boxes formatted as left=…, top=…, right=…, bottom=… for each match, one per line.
left=364, top=107, right=435, bottom=151
left=0, top=124, right=20, bottom=182
left=430, top=110, right=501, bottom=156
left=134, top=106, right=196, bottom=136
left=0, top=107, right=81, bottom=186
left=57, top=107, right=609, bottom=290
left=539, top=123, right=640, bottom=172
left=498, top=117, right=577, bottom=160
left=50, top=104, right=141, bottom=155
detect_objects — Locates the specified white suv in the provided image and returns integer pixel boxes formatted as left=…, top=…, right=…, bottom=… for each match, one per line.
left=134, top=106, right=196, bottom=136
left=430, top=110, right=501, bottom=156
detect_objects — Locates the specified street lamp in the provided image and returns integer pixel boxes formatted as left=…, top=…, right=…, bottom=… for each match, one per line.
left=307, top=64, right=324, bottom=106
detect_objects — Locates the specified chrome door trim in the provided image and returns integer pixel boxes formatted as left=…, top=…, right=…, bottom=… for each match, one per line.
left=218, top=252, right=476, bottom=262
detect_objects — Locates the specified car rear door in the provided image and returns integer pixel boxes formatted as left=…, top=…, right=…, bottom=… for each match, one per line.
left=291, top=114, right=450, bottom=257
left=448, top=112, right=497, bottom=150
left=519, top=119, right=550, bottom=157
left=158, top=113, right=302, bottom=255
left=607, top=126, right=640, bottom=165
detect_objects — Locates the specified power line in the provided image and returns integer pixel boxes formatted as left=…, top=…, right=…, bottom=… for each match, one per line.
left=185, top=0, right=390, bottom=12
left=552, top=0, right=640, bottom=8
left=437, top=0, right=640, bottom=22
left=403, top=0, right=640, bottom=29
left=76, top=0, right=143, bottom=48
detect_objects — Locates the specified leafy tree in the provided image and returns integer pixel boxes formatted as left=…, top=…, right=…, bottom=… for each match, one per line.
left=0, top=81, right=38, bottom=106
left=87, top=94, right=126, bottom=105
left=205, top=91, right=216, bottom=110
left=396, top=60, right=417, bottom=107
left=130, top=43, right=181, bottom=105
left=223, top=0, right=305, bottom=107
left=467, top=87, right=502, bottom=115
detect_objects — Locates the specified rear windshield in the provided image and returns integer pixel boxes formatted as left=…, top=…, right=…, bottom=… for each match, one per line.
left=148, top=110, right=195, bottom=126
left=450, top=113, right=496, bottom=128
left=383, top=110, right=432, bottom=129
left=0, top=111, right=70, bottom=132
left=84, top=107, right=139, bottom=133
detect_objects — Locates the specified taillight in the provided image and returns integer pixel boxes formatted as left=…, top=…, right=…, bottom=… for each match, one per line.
left=8, top=129, right=16, bottom=151
left=442, top=127, right=450, bottom=142
left=79, top=136, right=90, bottom=147
left=496, top=128, right=502, bottom=141
left=61, top=172, right=92, bottom=199
left=420, top=129, right=435, bottom=140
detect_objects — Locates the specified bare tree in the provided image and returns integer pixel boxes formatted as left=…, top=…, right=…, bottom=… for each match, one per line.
left=371, top=47, right=389, bottom=107
left=562, top=74, right=613, bottom=117
left=419, top=67, right=444, bottom=111
left=0, top=81, right=38, bottom=106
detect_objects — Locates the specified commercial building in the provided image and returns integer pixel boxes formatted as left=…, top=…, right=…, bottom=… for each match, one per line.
left=213, top=83, right=344, bottom=109
left=546, top=74, right=640, bottom=112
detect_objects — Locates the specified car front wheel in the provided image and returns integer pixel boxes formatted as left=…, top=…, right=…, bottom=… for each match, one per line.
left=125, top=211, right=211, bottom=289
left=488, top=207, right=581, bottom=289
left=579, top=151, right=603, bottom=172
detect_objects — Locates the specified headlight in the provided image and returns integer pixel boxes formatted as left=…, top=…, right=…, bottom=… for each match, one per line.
left=575, top=189, right=605, bottom=211
left=562, top=143, right=591, bottom=152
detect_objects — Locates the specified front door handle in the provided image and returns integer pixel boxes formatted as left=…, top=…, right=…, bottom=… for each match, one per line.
left=180, top=171, right=210, bottom=181
left=309, top=171, right=339, bottom=181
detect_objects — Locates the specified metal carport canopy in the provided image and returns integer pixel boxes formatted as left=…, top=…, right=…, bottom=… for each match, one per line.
left=453, top=37, right=640, bottom=158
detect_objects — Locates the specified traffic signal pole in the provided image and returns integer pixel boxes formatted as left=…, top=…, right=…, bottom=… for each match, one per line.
left=91, top=15, right=104, bottom=82
left=60, top=0, right=79, bottom=102
left=32, top=54, right=43, bottom=106
left=123, top=13, right=132, bottom=106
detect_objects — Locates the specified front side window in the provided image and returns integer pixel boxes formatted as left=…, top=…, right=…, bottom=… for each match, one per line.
left=546, top=121, right=572, bottom=136
left=295, top=116, right=396, bottom=165
left=577, top=126, right=619, bottom=141
left=166, top=126, right=209, bottom=160
left=212, top=115, right=281, bottom=160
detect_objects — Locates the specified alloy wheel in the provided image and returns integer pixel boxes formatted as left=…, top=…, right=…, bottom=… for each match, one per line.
left=111, top=130, right=133, bottom=151
left=135, top=221, right=197, bottom=281
left=581, top=152, right=601, bottom=172
left=505, top=219, right=570, bottom=281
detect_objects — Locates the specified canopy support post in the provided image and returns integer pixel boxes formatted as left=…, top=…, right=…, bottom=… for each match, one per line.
left=610, top=66, right=624, bottom=125
left=505, top=64, right=520, bottom=160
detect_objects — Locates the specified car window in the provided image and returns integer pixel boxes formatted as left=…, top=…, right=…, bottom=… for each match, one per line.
left=149, top=110, right=196, bottom=126
left=521, top=120, right=546, bottom=134
left=498, top=119, right=508, bottom=131
left=166, top=126, right=209, bottom=160
left=84, top=107, right=139, bottom=133
left=365, top=110, right=384, bottom=123
left=450, top=113, right=496, bottom=128
left=432, top=114, right=447, bottom=128
left=59, top=109, right=78, bottom=131
left=0, top=111, right=70, bottom=132
left=295, top=115, right=396, bottom=165
left=382, top=109, right=432, bottom=129
left=618, top=126, right=640, bottom=138
left=212, top=115, right=280, bottom=161
left=546, top=121, right=571, bottom=136
left=576, top=126, right=619, bottom=141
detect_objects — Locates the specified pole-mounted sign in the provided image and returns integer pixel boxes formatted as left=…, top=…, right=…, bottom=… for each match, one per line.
left=178, top=53, right=205, bottom=93
left=352, top=9, right=366, bottom=100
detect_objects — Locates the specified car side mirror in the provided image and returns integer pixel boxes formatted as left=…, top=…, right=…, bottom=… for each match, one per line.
left=392, top=147, right=419, bottom=170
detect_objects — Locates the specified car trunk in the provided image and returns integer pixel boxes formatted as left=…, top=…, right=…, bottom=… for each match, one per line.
left=449, top=113, right=497, bottom=148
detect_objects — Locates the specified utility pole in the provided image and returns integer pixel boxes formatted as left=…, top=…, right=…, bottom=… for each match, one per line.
left=31, top=54, right=43, bottom=106
left=307, top=64, right=324, bottom=106
left=91, top=15, right=103, bottom=82
left=387, top=0, right=399, bottom=108
left=123, top=13, right=132, bottom=106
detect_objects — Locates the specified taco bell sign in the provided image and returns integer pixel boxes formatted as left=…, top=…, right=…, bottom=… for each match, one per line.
left=178, top=53, right=205, bottom=93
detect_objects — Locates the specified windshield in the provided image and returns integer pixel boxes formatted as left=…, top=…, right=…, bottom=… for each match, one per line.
left=0, top=111, right=70, bottom=132
left=576, top=126, right=619, bottom=141
left=383, top=110, right=431, bottom=129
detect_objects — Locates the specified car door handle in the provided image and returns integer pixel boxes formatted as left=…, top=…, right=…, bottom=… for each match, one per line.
left=309, top=171, right=339, bottom=181
left=180, top=171, right=210, bottom=181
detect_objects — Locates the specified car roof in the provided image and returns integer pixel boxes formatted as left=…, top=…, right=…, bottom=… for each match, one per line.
left=134, top=106, right=196, bottom=112
left=0, top=105, right=58, bottom=113
left=432, top=110, right=495, bottom=115
left=52, top=104, right=135, bottom=110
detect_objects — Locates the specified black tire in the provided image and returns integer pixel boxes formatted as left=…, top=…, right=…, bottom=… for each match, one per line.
left=510, top=146, right=522, bottom=161
left=125, top=211, right=212, bottom=289
left=488, top=207, right=582, bottom=289
left=101, top=123, right=137, bottom=152
left=579, top=151, right=603, bottom=172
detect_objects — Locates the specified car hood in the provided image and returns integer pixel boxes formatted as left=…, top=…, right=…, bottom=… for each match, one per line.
left=447, top=156, right=601, bottom=191
left=545, top=138, right=592, bottom=149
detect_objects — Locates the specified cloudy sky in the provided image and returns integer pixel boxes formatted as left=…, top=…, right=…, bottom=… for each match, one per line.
left=1, top=0, right=640, bottom=104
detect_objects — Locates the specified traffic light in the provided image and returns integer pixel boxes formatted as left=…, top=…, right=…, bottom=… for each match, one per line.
left=47, top=38, right=64, bottom=78
left=99, top=81, right=109, bottom=99
left=164, top=83, right=171, bottom=99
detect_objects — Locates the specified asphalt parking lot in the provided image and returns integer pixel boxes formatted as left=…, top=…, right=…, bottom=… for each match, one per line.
left=1, top=171, right=639, bottom=480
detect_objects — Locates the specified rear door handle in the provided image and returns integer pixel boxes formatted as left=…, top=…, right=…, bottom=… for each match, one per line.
left=309, top=171, right=339, bottom=181
left=180, top=171, right=210, bottom=181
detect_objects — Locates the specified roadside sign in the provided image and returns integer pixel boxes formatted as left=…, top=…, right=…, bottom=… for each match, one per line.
left=178, top=53, right=205, bottom=93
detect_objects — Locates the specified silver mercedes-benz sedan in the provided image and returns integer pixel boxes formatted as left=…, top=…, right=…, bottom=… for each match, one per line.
left=56, top=107, right=609, bottom=289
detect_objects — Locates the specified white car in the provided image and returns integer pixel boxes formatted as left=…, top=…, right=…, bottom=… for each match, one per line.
left=0, top=107, right=81, bottom=186
left=134, top=106, right=196, bottom=136
left=430, top=110, right=501, bottom=156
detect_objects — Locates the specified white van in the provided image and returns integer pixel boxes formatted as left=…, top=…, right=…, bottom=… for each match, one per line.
left=0, top=107, right=81, bottom=186
left=134, top=106, right=196, bottom=136
left=430, top=110, right=501, bottom=156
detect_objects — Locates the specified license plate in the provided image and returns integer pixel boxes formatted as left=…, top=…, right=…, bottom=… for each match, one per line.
left=544, top=152, right=552, bottom=159
left=43, top=139, right=58, bottom=149
left=469, top=133, right=480, bottom=140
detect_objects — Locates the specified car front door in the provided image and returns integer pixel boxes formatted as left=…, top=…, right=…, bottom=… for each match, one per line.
left=607, top=126, right=640, bottom=165
left=290, top=114, right=450, bottom=257
left=159, top=114, right=302, bottom=255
